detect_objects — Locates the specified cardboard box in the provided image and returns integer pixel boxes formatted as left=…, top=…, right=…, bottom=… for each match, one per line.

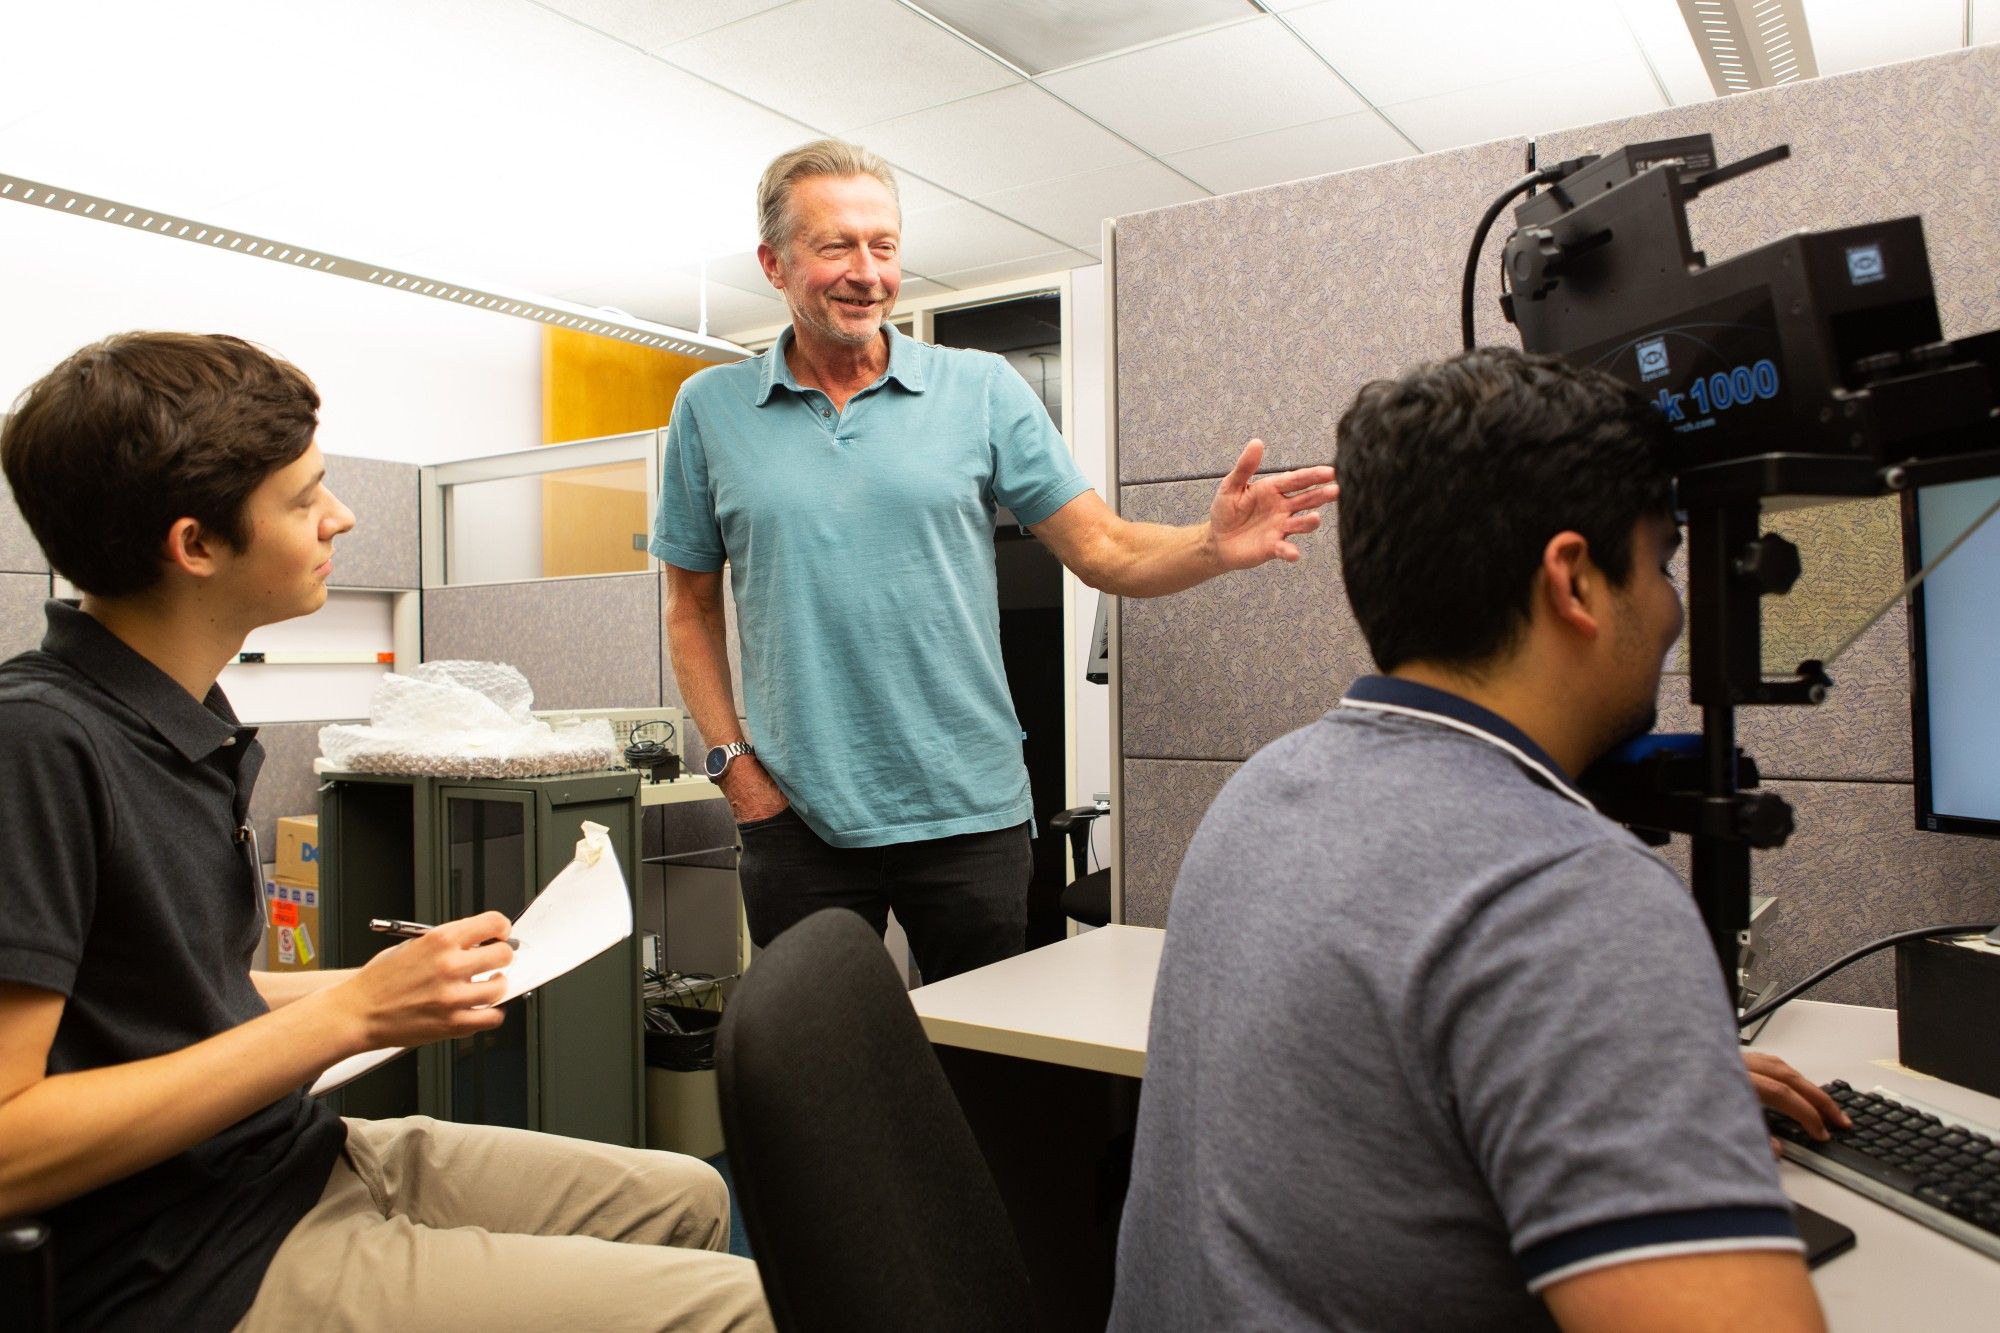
left=275, top=815, right=319, bottom=887
left=263, top=868, right=323, bottom=972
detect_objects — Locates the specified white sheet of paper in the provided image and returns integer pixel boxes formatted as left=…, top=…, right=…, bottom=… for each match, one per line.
left=309, top=821, right=633, bottom=1096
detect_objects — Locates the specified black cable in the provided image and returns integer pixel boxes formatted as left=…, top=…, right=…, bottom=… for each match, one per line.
left=1461, top=170, right=1551, bottom=351
left=1738, top=922, right=1998, bottom=1029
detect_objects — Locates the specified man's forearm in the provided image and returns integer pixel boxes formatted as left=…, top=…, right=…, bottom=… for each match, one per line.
left=1081, top=518, right=1224, bottom=598
left=252, top=968, right=356, bottom=1010
left=0, top=991, right=361, bottom=1217
left=665, top=590, right=746, bottom=747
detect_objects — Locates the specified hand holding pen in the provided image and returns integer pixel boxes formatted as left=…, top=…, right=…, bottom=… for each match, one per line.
left=370, top=918, right=521, bottom=950
left=321, top=911, right=520, bottom=1051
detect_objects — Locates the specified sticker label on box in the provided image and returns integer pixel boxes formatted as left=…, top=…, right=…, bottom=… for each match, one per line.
left=272, top=901, right=299, bottom=929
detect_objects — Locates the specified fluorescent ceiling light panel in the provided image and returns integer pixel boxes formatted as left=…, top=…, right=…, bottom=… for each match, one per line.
left=1676, top=0, right=1818, bottom=93
left=0, top=174, right=746, bottom=362
left=904, top=0, right=1258, bottom=74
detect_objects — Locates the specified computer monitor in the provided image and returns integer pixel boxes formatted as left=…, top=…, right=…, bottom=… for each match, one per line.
left=1905, top=476, right=2000, bottom=836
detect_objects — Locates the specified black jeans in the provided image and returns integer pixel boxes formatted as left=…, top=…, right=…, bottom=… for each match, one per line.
left=735, top=808, right=1033, bottom=983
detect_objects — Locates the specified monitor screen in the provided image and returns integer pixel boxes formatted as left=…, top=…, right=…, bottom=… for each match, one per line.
left=1907, top=476, right=2000, bottom=835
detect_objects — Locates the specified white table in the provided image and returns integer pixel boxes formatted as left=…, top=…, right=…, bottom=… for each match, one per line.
left=909, top=923, right=1161, bottom=1077
left=1748, top=999, right=2000, bottom=1330
left=912, top=931, right=2000, bottom=1330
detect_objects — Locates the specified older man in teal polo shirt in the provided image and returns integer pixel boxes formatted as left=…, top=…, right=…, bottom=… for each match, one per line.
left=653, top=139, right=1337, bottom=981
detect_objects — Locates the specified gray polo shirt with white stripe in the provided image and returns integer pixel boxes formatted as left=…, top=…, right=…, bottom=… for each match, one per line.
left=1111, top=675, right=1798, bottom=1332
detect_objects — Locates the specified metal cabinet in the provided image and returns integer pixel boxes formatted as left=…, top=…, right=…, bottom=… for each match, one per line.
left=316, top=769, right=644, bottom=1147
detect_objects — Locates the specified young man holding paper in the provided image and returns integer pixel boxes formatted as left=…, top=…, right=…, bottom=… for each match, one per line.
left=0, top=333, right=770, bottom=1332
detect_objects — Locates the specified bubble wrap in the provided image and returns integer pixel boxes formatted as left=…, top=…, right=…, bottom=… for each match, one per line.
left=319, top=661, right=620, bottom=779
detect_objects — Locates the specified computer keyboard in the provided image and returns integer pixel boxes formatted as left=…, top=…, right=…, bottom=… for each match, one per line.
left=1770, top=1080, right=2000, bottom=1260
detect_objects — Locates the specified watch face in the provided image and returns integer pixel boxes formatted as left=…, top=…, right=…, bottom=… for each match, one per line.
left=705, top=747, right=729, bottom=779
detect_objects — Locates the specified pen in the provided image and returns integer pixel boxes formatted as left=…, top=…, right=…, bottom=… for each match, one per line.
left=369, top=918, right=520, bottom=949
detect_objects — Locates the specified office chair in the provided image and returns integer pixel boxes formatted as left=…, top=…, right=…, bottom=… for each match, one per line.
left=0, top=1217, right=55, bottom=1333
left=716, top=908, right=1040, bottom=1333
left=1048, top=806, right=1110, bottom=928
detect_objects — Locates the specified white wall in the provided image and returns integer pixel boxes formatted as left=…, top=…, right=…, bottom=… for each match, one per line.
left=1067, top=263, right=1112, bottom=868
left=0, top=200, right=542, bottom=464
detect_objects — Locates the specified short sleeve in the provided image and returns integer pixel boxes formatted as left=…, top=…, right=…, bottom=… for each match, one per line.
left=0, top=698, right=109, bottom=996
left=1420, top=838, right=1800, bottom=1292
left=649, top=389, right=725, bottom=572
left=985, top=355, right=1090, bottom=527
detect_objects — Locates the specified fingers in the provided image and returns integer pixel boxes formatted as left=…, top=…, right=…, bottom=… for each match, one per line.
left=437, top=910, right=513, bottom=947
left=1751, top=1073, right=1830, bottom=1140
left=1263, top=465, right=1336, bottom=495
left=1224, top=439, right=1265, bottom=487
left=1744, top=1051, right=1850, bottom=1133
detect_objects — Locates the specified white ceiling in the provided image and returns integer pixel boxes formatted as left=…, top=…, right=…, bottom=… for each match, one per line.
left=0, top=0, right=1986, bottom=340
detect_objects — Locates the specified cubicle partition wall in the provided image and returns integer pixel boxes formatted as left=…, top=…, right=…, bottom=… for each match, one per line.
left=243, top=453, right=422, bottom=852
left=1110, top=46, right=2000, bottom=1005
left=0, top=460, right=52, bottom=659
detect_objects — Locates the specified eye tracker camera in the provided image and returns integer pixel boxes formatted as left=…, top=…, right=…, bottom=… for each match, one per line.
left=1465, top=134, right=2000, bottom=998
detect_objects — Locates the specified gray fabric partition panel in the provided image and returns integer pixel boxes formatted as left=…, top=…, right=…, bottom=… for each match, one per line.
left=1120, top=478, right=1370, bottom=761
left=0, top=572, right=51, bottom=658
left=1659, top=780, right=2000, bottom=1008
left=0, top=466, right=48, bottom=575
left=324, top=453, right=420, bottom=590
left=1655, top=605, right=1911, bottom=783
left=248, top=720, right=342, bottom=855
left=1114, top=137, right=1531, bottom=485
left=1120, top=759, right=1240, bottom=929
left=423, top=573, right=663, bottom=712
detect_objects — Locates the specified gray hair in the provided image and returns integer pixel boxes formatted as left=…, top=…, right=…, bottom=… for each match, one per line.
left=756, top=139, right=900, bottom=252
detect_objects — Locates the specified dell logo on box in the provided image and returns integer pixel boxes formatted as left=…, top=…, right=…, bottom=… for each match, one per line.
left=1636, top=337, right=1670, bottom=382
left=1847, top=243, right=1886, bottom=285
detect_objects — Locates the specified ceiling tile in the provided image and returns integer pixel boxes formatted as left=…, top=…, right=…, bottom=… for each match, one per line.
left=1609, top=0, right=1716, bottom=105
left=699, top=250, right=777, bottom=294
left=560, top=270, right=791, bottom=340
left=666, top=0, right=1015, bottom=133
left=896, top=277, right=957, bottom=301
left=856, top=82, right=1143, bottom=197
left=898, top=200, right=1074, bottom=276
left=1285, top=0, right=1638, bottom=105
left=535, top=0, right=794, bottom=53
left=1041, top=16, right=1365, bottom=156
left=1384, top=51, right=1667, bottom=153
left=927, top=250, right=1079, bottom=291
left=914, top=0, right=1253, bottom=74
left=978, top=160, right=1207, bottom=250
left=1802, top=0, right=1964, bottom=76
left=1162, top=111, right=1412, bottom=196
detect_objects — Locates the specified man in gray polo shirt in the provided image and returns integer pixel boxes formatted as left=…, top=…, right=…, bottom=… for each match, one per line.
left=1112, top=349, right=1831, bottom=1331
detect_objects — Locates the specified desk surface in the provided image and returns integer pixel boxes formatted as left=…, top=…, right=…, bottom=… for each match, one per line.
left=1749, top=1000, right=2000, bottom=1329
left=640, top=775, right=725, bottom=807
left=914, top=929, right=2000, bottom=1327
left=908, top=924, right=1162, bottom=1078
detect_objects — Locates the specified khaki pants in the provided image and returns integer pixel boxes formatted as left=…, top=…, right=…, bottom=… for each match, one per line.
left=235, top=1116, right=772, bottom=1332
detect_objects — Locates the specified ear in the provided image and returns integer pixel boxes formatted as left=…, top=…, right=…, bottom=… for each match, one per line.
left=756, top=241, right=786, bottom=292
left=1538, top=531, right=1601, bottom=641
left=163, top=517, right=223, bottom=580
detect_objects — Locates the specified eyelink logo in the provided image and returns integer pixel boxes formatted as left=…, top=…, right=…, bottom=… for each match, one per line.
left=1635, top=337, right=1670, bottom=383
left=1847, top=243, right=1886, bottom=285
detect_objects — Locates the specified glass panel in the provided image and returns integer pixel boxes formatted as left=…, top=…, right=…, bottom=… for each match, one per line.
left=446, top=795, right=530, bottom=1129
left=445, top=456, right=651, bottom=583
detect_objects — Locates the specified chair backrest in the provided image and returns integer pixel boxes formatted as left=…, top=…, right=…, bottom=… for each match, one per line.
left=0, top=1218, right=55, bottom=1333
left=717, top=908, right=1039, bottom=1333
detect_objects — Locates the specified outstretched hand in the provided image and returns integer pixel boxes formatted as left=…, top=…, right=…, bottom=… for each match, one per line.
left=1207, top=439, right=1339, bottom=571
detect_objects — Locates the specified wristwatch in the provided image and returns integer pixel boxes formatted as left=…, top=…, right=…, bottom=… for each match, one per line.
left=704, top=741, right=754, bottom=782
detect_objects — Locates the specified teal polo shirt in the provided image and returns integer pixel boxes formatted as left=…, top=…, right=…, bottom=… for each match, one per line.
left=651, top=325, right=1090, bottom=848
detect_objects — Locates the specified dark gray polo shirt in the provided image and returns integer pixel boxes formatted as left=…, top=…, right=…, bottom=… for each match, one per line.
left=1112, top=676, right=1799, bottom=1332
left=0, top=602, right=344, bottom=1331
